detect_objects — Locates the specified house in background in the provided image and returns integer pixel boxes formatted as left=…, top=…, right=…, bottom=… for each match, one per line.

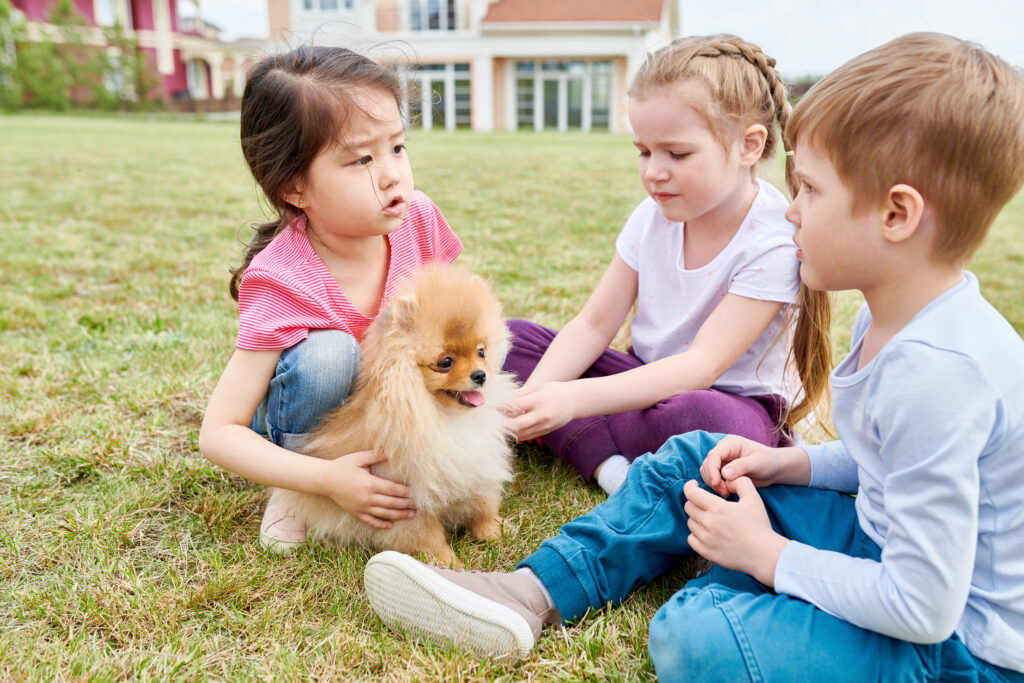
left=10, top=0, right=262, bottom=106
left=268, top=0, right=681, bottom=132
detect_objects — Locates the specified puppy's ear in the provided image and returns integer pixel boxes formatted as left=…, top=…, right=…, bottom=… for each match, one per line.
left=386, top=295, right=418, bottom=334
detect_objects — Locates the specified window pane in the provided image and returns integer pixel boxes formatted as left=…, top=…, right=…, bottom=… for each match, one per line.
left=446, top=0, right=456, bottom=30
left=591, top=68, right=611, bottom=130
left=95, top=0, right=114, bottom=25
left=428, top=0, right=440, bottom=29
left=567, top=79, right=582, bottom=128
left=320, top=0, right=339, bottom=10
left=407, top=82, right=423, bottom=128
left=431, top=80, right=446, bottom=128
left=543, top=79, right=558, bottom=129
left=516, top=78, right=534, bottom=129
left=455, top=78, right=471, bottom=128
left=411, top=0, right=422, bottom=30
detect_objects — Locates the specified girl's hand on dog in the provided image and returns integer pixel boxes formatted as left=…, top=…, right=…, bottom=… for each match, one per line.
left=508, top=381, right=580, bottom=442
left=320, top=450, right=416, bottom=528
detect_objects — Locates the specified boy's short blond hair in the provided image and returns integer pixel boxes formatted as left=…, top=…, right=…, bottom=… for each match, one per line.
left=787, top=32, right=1024, bottom=263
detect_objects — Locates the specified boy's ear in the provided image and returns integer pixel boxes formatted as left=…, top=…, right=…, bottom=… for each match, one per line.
left=738, top=124, right=768, bottom=167
left=881, top=184, right=925, bottom=244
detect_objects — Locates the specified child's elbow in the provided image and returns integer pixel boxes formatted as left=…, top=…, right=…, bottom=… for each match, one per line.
left=197, top=421, right=220, bottom=464
left=897, top=603, right=961, bottom=644
left=905, top=621, right=957, bottom=645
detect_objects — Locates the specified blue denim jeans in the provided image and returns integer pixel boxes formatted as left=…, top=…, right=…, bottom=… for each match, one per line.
left=250, top=330, right=361, bottom=452
left=520, top=431, right=1023, bottom=683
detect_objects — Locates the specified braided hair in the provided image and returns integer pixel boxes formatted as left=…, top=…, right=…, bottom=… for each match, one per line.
left=629, top=35, right=833, bottom=436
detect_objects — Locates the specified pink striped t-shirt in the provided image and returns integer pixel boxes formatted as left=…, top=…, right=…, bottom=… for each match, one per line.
left=236, top=191, right=462, bottom=350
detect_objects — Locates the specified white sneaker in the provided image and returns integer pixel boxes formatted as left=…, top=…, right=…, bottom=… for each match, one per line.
left=258, top=490, right=306, bottom=553
left=363, top=551, right=558, bottom=662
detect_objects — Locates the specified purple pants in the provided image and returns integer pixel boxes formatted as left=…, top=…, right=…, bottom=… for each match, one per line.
left=502, top=319, right=789, bottom=482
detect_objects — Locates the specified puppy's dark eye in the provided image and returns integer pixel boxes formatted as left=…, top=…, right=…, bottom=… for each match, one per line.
left=477, top=346, right=485, bottom=359
left=437, top=357, right=454, bottom=370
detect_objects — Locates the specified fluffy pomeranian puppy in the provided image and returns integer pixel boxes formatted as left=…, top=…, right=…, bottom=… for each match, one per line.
left=271, top=266, right=516, bottom=567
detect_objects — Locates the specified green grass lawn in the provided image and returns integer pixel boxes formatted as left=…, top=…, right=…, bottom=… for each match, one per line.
left=1, top=114, right=1022, bottom=681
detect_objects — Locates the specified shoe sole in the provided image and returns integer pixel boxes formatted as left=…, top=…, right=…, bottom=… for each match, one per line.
left=363, top=551, right=534, bottom=662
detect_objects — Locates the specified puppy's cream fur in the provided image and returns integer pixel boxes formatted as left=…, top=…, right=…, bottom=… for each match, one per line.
left=273, top=266, right=516, bottom=567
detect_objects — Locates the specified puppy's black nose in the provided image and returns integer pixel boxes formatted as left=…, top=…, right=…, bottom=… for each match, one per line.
left=470, top=370, right=486, bottom=386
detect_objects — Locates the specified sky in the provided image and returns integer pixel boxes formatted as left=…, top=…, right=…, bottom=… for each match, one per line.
left=190, top=0, right=1024, bottom=77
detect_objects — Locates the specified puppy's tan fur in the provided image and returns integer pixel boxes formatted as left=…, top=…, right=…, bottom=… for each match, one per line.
left=273, top=266, right=516, bottom=567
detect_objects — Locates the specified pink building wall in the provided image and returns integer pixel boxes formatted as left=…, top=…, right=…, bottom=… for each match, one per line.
left=14, top=0, right=96, bottom=23
left=130, top=0, right=153, bottom=30
left=14, top=0, right=239, bottom=106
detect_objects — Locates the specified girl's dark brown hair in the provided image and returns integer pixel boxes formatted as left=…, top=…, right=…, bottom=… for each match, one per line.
left=229, top=46, right=403, bottom=300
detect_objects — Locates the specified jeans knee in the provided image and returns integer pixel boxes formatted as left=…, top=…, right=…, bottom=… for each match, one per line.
left=634, top=431, right=724, bottom=484
left=263, top=330, right=361, bottom=441
left=287, top=330, right=361, bottom=398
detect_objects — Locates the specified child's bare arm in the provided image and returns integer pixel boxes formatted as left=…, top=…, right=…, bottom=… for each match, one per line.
left=512, top=291, right=784, bottom=441
left=198, top=349, right=414, bottom=527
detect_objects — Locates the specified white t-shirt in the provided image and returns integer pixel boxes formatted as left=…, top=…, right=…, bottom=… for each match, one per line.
left=614, top=179, right=800, bottom=397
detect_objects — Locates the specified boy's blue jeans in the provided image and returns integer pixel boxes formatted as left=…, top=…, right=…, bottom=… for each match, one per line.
left=250, top=330, right=361, bottom=451
left=521, top=431, right=1023, bottom=683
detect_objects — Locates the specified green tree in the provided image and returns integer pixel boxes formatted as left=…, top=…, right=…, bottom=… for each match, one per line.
left=0, top=0, right=23, bottom=108
left=5, top=0, right=162, bottom=110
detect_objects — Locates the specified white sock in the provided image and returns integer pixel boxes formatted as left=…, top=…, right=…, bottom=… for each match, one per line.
left=596, top=454, right=631, bottom=495
left=514, top=567, right=556, bottom=611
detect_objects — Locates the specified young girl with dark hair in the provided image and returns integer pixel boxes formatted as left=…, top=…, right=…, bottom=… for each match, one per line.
left=199, top=46, right=461, bottom=552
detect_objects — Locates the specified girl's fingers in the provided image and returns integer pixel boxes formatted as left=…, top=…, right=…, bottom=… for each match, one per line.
left=352, top=449, right=389, bottom=466
left=371, top=493, right=415, bottom=510
left=368, top=505, right=416, bottom=520
left=371, top=477, right=412, bottom=498
left=357, top=513, right=393, bottom=529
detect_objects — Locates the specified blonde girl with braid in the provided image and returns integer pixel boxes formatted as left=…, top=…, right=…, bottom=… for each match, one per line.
left=502, top=35, right=830, bottom=494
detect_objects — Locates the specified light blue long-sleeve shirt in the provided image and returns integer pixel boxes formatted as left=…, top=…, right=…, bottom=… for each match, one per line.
left=773, top=272, right=1024, bottom=672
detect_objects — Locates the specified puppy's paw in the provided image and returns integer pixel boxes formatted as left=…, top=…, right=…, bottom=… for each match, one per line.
left=427, top=547, right=463, bottom=569
left=468, top=515, right=504, bottom=541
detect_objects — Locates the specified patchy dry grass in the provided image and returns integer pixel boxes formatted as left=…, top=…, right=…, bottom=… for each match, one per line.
left=1, top=114, right=1021, bottom=681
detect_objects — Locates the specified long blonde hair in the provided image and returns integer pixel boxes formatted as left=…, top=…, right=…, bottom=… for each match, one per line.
left=631, top=35, right=833, bottom=434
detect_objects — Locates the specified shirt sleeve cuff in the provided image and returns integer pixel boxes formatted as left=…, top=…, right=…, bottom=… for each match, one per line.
left=804, top=441, right=859, bottom=492
left=773, top=540, right=815, bottom=602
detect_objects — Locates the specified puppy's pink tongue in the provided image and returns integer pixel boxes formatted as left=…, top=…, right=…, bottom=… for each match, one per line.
left=460, top=391, right=485, bottom=407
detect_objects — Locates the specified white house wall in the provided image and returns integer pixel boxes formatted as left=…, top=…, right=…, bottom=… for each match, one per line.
left=282, top=0, right=675, bottom=132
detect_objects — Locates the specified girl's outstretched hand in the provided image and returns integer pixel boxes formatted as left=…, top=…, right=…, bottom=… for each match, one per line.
left=319, top=450, right=416, bottom=529
left=683, top=477, right=788, bottom=587
left=700, top=435, right=811, bottom=497
left=507, top=382, right=580, bottom=442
